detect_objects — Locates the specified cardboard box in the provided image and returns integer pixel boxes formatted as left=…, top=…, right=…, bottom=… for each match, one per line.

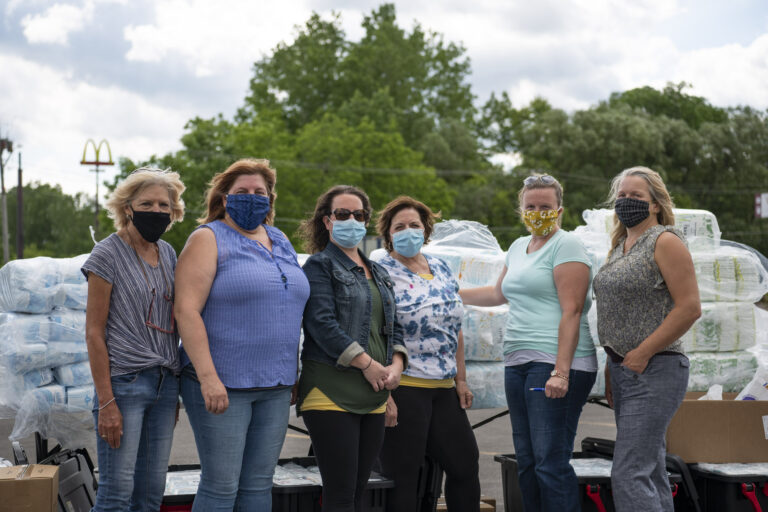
left=666, top=392, right=768, bottom=463
left=0, top=464, right=59, bottom=512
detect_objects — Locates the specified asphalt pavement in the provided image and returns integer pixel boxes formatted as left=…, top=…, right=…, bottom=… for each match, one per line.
left=0, top=401, right=617, bottom=510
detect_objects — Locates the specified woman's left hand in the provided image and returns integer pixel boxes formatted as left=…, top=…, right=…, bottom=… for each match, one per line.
left=622, top=348, right=650, bottom=375
left=385, top=396, right=398, bottom=427
left=383, top=357, right=404, bottom=390
left=545, top=376, right=569, bottom=399
left=456, top=380, right=473, bottom=409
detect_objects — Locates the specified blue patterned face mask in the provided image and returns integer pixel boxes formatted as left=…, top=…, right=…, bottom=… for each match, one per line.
left=226, top=194, right=270, bottom=230
left=392, top=228, right=424, bottom=257
left=331, top=219, right=367, bottom=248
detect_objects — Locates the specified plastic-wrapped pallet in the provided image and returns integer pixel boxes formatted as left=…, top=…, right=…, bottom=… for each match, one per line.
left=466, top=361, right=506, bottom=409
left=462, top=305, right=507, bottom=361
left=581, top=208, right=721, bottom=251
left=53, top=361, right=93, bottom=387
left=589, top=350, right=607, bottom=397
left=687, top=352, right=758, bottom=393
left=694, top=245, right=768, bottom=302
left=680, top=302, right=756, bottom=352
left=0, top=255, right=88, bottom=313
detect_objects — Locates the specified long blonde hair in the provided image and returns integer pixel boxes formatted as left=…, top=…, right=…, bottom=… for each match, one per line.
left=607, top=166, right=675, bottom=251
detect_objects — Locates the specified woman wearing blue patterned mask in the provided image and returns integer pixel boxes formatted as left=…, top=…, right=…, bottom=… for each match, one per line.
left=298, top=185, right=407, bottom=512
left=376, top=196, right=480, bottom=512
left=460, top=173, right=597, bottom=512
left=174, top=159, right=310, bottom=511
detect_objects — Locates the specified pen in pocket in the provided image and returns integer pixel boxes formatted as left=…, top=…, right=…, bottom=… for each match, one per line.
left=528, top=387, right=545, bottom=392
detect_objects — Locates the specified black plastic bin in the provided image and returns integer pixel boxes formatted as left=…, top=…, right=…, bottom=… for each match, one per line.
left=162, top=457, right=394, bottom=512
left=494, top=452, right=684, bottom=512
left=686, top=465, right=768, bottom=512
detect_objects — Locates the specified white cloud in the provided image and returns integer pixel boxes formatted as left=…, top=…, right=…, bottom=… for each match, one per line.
left=124, top=0, right=314, bottom=78
left=21, top=1, right=95, bottom=45
left=0, top=52, right=190, bottom=200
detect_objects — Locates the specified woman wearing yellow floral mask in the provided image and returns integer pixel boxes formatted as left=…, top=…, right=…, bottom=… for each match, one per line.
left=460, top=173, right=597, bottom=512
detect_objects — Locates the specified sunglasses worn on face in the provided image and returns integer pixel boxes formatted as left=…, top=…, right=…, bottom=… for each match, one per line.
left=523, top=175, right=556, bottom=186
left=332, top=208, right=369, bottom=222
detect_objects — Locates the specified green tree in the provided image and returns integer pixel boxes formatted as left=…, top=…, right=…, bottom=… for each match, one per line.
left=6, top=182, right=96, bottom=258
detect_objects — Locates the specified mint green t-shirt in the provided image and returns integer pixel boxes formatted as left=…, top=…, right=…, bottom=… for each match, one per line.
left=501, top=229, right=595, bottom=358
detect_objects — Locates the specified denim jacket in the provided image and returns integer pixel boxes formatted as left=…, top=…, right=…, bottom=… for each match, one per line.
left=301, top=242, right=407, bottom=368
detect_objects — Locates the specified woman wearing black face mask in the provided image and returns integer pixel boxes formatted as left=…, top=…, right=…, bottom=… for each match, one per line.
left=81, top=167, right=186, bottom=512
left=592, top=166, right=701, bottom=512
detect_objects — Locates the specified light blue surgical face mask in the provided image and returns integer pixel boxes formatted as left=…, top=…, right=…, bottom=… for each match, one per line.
left=331, top=218, right=367, bottom=248
left=392, top=228, right=424, bottom=258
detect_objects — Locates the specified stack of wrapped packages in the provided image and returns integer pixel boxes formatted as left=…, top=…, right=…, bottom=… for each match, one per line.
left=0, top=255, right=95, bottom=447
left=371, top=220, right=508, bottom=409
left=575, top=208, right=768, bottom=395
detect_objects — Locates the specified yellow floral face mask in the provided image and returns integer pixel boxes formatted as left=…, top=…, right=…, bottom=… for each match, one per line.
left=522, top=209, right=560, bottom=236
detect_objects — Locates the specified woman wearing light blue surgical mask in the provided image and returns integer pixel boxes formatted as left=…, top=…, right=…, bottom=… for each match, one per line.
left=375, top=196, right=480, bottom=512
left=297, top=185, right=407, bottom=512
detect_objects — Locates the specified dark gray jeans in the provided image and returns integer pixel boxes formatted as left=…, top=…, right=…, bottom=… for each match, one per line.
left=608, top=353, right=689, bottom=511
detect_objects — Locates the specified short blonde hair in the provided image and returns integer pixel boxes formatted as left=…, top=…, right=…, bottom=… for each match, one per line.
left=199, top=159, right=277, bottom=225
left=607, top=166, right=675, bottom=251
left=106, top=167, right=186, bottom=231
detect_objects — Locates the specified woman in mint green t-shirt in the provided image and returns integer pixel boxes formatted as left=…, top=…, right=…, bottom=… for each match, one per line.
left=460, top=174, right=597, bottom=512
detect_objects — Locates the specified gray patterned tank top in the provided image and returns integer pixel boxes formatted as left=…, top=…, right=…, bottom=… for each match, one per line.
left=593, top=224, right=686, bottom=357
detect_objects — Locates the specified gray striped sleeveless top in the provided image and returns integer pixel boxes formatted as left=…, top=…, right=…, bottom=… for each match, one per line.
left=593, top=224, right=686, bottom=357
left=81, top=233, right=180, bottom=375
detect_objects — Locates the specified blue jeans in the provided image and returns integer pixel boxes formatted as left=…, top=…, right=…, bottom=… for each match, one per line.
left=505, top=362, right=596, bottom=512
left=609, top=354, right=689, bottom=512
left=92, top=366, right=179, bottom=512
left=180, top=371, right=291, bottom=511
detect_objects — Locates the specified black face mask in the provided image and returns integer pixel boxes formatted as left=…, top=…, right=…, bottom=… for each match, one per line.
left=614, top=197, right=651, bottom=228
left=130, top=209, right=171, bottom=243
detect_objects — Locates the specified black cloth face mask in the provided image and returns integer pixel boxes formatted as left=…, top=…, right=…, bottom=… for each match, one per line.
left=130, top=208, right=171, bottom=243
left=614, top=197, right=651, bottom=227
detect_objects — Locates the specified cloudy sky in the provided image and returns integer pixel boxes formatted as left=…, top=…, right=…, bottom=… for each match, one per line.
left=0, top=0, right=767, bottom=200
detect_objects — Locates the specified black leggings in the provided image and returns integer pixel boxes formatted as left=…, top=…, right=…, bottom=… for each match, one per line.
left=303, top=410, right=386, bottom=512
left=380, top=386, right=480, bottom=512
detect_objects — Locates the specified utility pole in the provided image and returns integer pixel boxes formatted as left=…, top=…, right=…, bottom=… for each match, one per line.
left=16, top=152, right=23, bottom=259
left=0, top=137, right=12, bottom=264
left=80, top=139, right=114, bottom=240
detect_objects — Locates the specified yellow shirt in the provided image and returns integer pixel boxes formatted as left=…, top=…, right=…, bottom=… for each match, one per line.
left=400, top=375, right=455, bottom=389
left=301, top=387, right=386, bottom=414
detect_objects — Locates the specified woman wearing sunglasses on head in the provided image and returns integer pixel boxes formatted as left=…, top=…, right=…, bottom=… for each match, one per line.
left=81, top=167, right=185, bottom=512
left=174, top=159, right=310, bottom=511
left=460, top=174, right=597, bottom=512
left=297, top=185, right=407, bottom=512
left=375, top=196, right=480, bottom=512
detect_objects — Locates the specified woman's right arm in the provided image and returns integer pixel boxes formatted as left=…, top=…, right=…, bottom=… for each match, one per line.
left=458, top=265, right=508, bottom=307
left=85, top=273, right=122, bottom=448
left=174, top=228, right=228, bottom=413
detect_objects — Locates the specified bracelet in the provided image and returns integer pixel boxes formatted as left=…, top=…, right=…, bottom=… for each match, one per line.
left=98, top=397, right=115, bottom=410
left=361, top=356, right=373, bottom=372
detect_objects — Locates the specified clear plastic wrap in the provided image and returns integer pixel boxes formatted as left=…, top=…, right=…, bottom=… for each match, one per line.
left=694, top=463, right=768, bottom=477
left=53, top=361, right=93, bottom=387
left=589, top=349, right=607, bottom=397
left=581, top=208, right=721, bottom=251
left=680, top=302, right=757, bottom=352
left=735, top=367, right=768, bottom=400
left=569, top=458, right=614, bottom=478
left=693, top=245, right=768, bottom=302
left=687, top=351, right=758, bottom=393
left=0, top=255, right=89, bottom=313
left=462, top=305, right=507, bottom=361
left=65, top=385, right=95, bottom=412
left=428, top=220, right=503, bottom=252
left=465, top=361, right=506, bottom=409
left=9, top=384, right=94, bottom=448
left=165, top=470, right=201, bottom=496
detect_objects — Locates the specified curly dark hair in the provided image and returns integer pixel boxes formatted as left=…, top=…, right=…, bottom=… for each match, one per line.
left=297, top=185, right=372, bottom=254
left=376, top=196, right=441, bottom=252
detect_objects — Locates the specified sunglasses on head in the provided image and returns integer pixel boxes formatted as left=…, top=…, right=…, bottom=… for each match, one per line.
left=331, top=208, right=369, bottom=222
left=523, top=175, right=556, bottom=186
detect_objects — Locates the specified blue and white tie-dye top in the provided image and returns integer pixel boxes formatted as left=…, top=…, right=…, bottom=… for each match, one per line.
left=378, top=253, right=463, bottom=379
